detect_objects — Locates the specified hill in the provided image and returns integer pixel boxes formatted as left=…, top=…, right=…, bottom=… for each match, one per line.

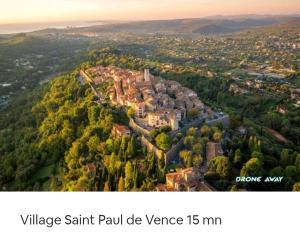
left=54, top=15, right=299, bottom=35
left=235, top=18, right=300, bottom=36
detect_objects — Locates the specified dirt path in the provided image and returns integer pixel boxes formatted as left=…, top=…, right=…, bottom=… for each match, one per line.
left=266, top=128, right=290, bottom=143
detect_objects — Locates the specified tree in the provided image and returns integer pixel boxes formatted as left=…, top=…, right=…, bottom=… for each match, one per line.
left=113, top=138, right=121, bottom=153
left=204, top=172, right=221, bottom=182
left=120, top=136, right=128, bottom=151
left=270, top=166, right=284, bottom=177
left=263, top=112, right=282, bottom=131
left=187, top=154, right=193, bottom=168
left=145, top=152, right=156, bottom=177
left=233, top=149, right=242, bottom=166
left=292, top=183, right=300, bottom=191
left=192, top=143, right=203, bottom=156
left=140, top=178, right=155, bottom=191
left=158, top=154, right=166, bottom=169
left=125, top=161, right=133, bottom=190
left=229, top=113, right=241, bottom=129
left=159, top=125, right=171, bottom=133
left=209, top=156, right=229, bottom=177
left=295, top=154, right=300, bottom=174
left=240, top=158, right=263, bottom=177
left=119, top=136, right=128, bottom=159
left=180, top=150, right=193, bottom=167
left=193, top=154, right=203, bottom=168
left=213, top=131, right=222, bottom=142
left=109, top=152, right=117, bottom=173
left=184, top=136, right=195, bottom=149
left=105, top=138, right=114, bottom=153
left=87, top=135, right=100, bottom=154
left=127, top=107, right=135, bottom=118
left=155, top=133, right=171, bottom=150
left=61, top=120, right=75, bottom=146
left=230, top=185, right=238, bottom=191
left=251, top=151, right=264, bottom=163
left=200, top=125, right=211, bottom=137
left=285, top=166, right=297, bottom=179
left=103, top=181, right=110, bottom=191
left=248, top=136, right=261, bottom=153
left=125, top=138, right=135, bottom=159
left=118, top=176, right=125, bottom=191
left=187, top=108, right=199, bottom=119
left=280, top=149, right=294, bottom=167
left=176, top=132, right=183, bottom=140
left=130, top=137, right=138, bottom=157
left=187, top=127, right=196, bottom=137
left=133, top=162, right=139, bottom=189
left=88, top=106, right=100, bottom=124
left=149, top=129, right=159, bottom=140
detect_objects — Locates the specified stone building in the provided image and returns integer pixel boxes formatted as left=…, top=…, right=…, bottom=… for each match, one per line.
left=206, top=142, right=224, bottom=162
left=112, top=124, right=131, bottom=137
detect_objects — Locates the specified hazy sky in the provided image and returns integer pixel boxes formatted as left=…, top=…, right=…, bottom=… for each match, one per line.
left=1, top=0, right=300, bottom=24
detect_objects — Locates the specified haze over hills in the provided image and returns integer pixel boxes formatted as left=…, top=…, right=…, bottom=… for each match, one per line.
left=48, top=15, right=300, bottom=35
left=233, top=17, right=300, bottom=37
left=0, top=14, right=297, bottom=36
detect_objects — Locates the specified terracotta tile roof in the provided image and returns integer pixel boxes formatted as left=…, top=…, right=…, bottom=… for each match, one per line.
left=113, top=124, right=130, bottom=134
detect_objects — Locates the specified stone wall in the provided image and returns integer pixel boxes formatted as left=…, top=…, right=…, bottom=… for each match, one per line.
left=80, top=70, right=93, bottom=84
left=129, top=118, right=150, bottom=137
left=207, top=115, right=230, bottom=128
left=165, top=137, right=185, bottom=164
left=140, top=136, right=164, bottom=160
left=170, top=117, right=205, bottom=137
left=130, top=118, right=184, bottom=164
left=130, top=115, right=230, bottom=165
left=166, top=115, right=230, bottom=165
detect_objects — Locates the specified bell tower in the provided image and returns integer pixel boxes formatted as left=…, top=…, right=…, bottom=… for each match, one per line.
left=144, top=69, right=150, bottom=82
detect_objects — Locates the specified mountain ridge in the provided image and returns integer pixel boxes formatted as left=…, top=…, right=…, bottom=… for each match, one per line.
left=55, top=15, right=300, bottom=35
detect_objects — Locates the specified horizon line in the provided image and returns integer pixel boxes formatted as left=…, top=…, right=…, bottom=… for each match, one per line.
left=1, top=12, right=300, bottom=26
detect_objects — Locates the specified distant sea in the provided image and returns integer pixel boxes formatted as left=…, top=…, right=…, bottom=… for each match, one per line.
left=0, top=21, right=105, bottom=34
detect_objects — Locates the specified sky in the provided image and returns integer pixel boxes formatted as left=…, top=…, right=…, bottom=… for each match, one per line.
left=0, top=0, right=300, bottom=24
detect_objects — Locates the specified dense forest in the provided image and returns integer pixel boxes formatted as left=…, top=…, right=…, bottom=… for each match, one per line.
left=0, top=33, right=90, bottom=100
left=0, top=69, right=166, bottom=191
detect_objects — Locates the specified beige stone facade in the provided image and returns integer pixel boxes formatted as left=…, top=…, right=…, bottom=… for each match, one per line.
left=84, top=66, right=205, bottom=131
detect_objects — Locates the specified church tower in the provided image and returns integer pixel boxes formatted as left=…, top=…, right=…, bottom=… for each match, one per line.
left=144, top=69, right=150, bottom=82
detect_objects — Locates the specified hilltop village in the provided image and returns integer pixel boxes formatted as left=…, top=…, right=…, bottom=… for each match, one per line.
left=82, top=66, right=205, bottom=131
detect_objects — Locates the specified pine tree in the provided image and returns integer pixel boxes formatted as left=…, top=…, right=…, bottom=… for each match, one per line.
left=125, top=161, right=133, bottom=190
left=126, top=138, right=134, bottom=159
left=119, top=136, right=128, bottom=160
left=133, top=162, right=139, bottom=189
left=118, top=176, right=125, bottom=192
left=109, top=152, right=117, bottom=174
left=295, top=154, right=300, bottom=174
left=104, top=181, right=110, bottom=191
left=158, top=153, right=165, bottom=169
left=233, top=149, right=242, bottom=165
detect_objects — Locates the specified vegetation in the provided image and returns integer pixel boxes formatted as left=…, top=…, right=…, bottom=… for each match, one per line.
left=0, top=69, right=167, bottom=191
